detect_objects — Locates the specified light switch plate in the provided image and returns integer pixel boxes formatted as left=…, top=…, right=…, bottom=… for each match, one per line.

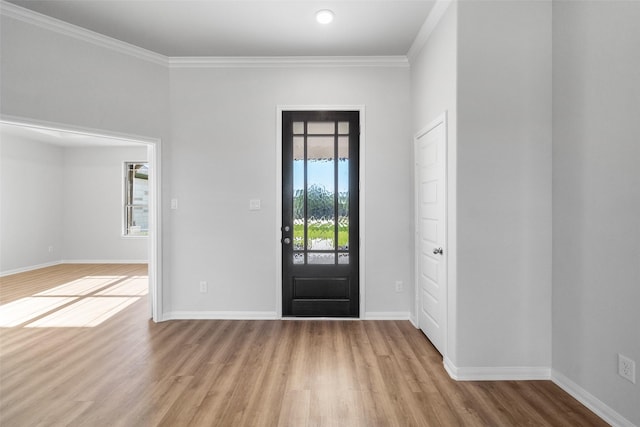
left=249, top=199, right=261, bottom=211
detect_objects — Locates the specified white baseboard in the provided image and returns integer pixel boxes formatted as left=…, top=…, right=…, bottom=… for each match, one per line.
left=0, top=260, right=63, bottom=277
left=409, top=314, right=418, bottom=328
left=443, top=357, right=551, bottom=381
left=163, top=311, right=278, bottom=321
left=0, top=260, right=148, bottom=277
left=163, top=312, right=412, bottom=322
left=552, top=370, right=636, bottom=427
left=62, top=259, right=148, bottom=264
left=442, top=362, right=633, bottom=426
left=364, top=311, right=410, bottom=320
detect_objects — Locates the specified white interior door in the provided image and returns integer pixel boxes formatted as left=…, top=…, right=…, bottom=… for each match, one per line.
left=415, top=116, right=447, bottom=355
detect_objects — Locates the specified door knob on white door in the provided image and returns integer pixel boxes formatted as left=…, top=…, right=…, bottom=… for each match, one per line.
left=433, top=247, right=443, bottom=255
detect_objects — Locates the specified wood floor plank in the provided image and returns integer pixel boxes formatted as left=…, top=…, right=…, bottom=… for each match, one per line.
left=277, top=390, right=311, bottom=427
left=0, top=264, right=610, bottom=427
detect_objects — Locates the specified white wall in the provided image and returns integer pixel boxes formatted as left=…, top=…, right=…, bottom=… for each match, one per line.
left=168, top=66, right=412, bottom=315
left=0, top=136, right=64, bottom=273
left=552, top=1, right=640, bottom=424
left=63, top=146, right=148, bottom=262
left=411, top=2, right=457, bottom=134
left=0, top=15, right=169, bottom=141
left=410, top=1, right=458, bottom=363
left=455, top=0, right=552, bottom=370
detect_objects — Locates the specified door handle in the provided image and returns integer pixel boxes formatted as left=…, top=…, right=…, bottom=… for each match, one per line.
left=282, top=237, right=291, bottom=245
left=433, top=247, right=443, bottom=255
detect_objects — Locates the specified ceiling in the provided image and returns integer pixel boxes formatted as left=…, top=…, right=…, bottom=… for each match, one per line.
left=6, top=0, right=436, bottom=57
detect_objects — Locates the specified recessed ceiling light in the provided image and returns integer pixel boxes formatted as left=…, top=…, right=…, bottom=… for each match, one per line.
left=316, top=9, right=334, bottom=25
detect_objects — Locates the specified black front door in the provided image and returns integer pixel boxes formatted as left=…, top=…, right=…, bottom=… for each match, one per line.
left=282, top=111, right=360, bottom=317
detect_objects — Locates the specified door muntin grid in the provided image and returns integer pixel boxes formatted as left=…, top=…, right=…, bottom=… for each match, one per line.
left=291, top=120, right=350, bottom=265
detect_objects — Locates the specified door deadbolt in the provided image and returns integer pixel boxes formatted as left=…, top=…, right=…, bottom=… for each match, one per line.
left=282, top=237, right=291, bottom=245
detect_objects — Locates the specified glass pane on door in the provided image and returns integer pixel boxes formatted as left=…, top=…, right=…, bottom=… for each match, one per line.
left=337, top=136, right=349, bottom=251
left=307, top=136, right=335, bottom=251
left=293, top=137, right=305, bottom=250
left=290, top=119, right=350, bottom=265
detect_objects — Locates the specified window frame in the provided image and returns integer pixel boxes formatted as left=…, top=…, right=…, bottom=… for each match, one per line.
left=123, top=161, right=149, bottom=238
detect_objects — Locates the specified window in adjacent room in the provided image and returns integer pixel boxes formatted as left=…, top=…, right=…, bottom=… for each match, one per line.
left=124, top=162, right=149, bottom=236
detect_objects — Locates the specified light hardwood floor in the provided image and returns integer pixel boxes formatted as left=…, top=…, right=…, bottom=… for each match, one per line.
left=1, top=264, right=607, bottom=426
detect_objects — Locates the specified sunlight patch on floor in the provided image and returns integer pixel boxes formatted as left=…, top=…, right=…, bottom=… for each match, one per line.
left=96, top=276, right=149, bottom=296
left=35, top=276, right=125, bottom=296
left=0, top=297, right=78, bottom=327
left=0, top=274, right=148, bottom=328
left=25, top=297, right=140, bottom=328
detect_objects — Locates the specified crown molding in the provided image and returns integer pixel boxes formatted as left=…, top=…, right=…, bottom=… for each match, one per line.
left=1, top=1, right=411, bottom=69
left=0, top=0, right=168, bottom=66
left=169, top=56, right=409, bottom=69
left=407, top=0, right=453, bottom=62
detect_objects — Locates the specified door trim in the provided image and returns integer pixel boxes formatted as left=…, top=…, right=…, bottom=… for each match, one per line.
left=0, top=114, right=163, bottom=322
left=414, top=111, right=448, bottom=355
left=276, top=105, right=365, bottom=319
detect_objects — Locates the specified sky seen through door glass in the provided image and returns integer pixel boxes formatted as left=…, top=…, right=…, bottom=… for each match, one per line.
left=293, top=160, right=349, bottom=195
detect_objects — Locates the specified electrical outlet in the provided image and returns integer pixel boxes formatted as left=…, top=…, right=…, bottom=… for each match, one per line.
left=618, top=354, right=636, bottom=384
left=395, top=281, right=403, bottom=293
left=199, top=281, right=208, bottom=293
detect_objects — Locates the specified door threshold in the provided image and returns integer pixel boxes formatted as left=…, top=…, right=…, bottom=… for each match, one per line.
left=281, top=316, right=360, bottom=321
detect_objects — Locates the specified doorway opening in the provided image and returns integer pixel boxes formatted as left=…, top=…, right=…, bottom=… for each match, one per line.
left=0, top=117, right=162, bottom=322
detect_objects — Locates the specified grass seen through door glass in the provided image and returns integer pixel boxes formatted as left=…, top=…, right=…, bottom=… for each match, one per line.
left=294, top=221, right=348, bottom=249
